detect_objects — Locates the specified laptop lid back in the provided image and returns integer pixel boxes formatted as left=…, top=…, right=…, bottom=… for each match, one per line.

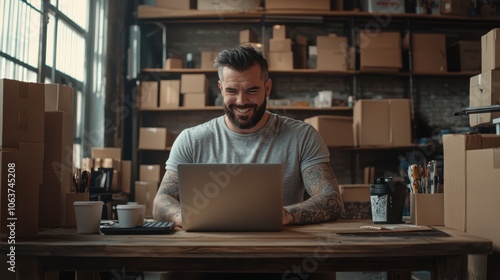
left=178, top=163, right=283, bottom=232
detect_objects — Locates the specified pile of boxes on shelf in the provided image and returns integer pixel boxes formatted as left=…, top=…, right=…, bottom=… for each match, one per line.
left=0, top=79, right=75, bottom=238
left=135, top=164, right=162, bottom=219
left=443, top=28, right=500, bottom=252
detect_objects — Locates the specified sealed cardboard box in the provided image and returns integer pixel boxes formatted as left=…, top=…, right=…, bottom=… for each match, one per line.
left=448, top=40, right=481, bottom=72
left=316, top=35, right=348, bottom=71
left=1, top=142, right=44, bottom=238
left=267, top=51, right=293, bottom=70
left=155, top=0, right=190, bottom=9
left=182, top=92, right=207, bottom=108
left=135, top=181, right=159, bottom=218
left=339, top=184, right=371, bottom=219
left=140, top=165, right=161, bottom=182
left=197, top=0, right=259, bottom=11
left=44, top=83, right=74, bottom=115
left=165, top=58, right=183, bottom=69
left=0, top=79, right=45, bottom=148
left=265, top=0, right=330, bottom=10
left=139, top=81, right=158, bottom=109
left=364, top=0, right=405, bottom=13
left=410, top=193, right=444, bottom=226
left=160, top=80, right=180, bottom=108
left=466, top=148, right=500, bottom=251
left=469, top=70, right=500, bottom=127
left=180, top=74, right=208, bottom=94
left=44, top=112, right=74, bottom=172
left=272, top=25, right=287, bottom=39
left=353, top=99, right=412, bottom=147
left=359, top=31, right=402, bottom=70
left=481, top=28, right=500, bottom=73
left=269, top=38, right=292, bottom=52
left=91, top=147, right=121, bottom=160
left=201, top=51, right=218, bottom=69
left=39, top=188, right=64, bottom=227
left=304, top=116, right=354, bottom=147
left=138, top=127, right=175, bottom=150
left=240, top=29, right=258, bottom=44
left=410, top=33, right=447, bottom=73
left=442, top=134, right=500, bottom=232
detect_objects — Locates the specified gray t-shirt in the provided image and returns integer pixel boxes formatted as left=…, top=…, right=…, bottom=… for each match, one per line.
left=166, top=112, right=330, bottom=206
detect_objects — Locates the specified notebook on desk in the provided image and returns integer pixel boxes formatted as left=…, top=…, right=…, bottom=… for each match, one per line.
left=178, top=163, right=284, bottom=232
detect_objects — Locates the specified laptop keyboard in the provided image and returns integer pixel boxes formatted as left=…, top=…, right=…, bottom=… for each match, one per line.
left=143, top=221, right=173, bottom=228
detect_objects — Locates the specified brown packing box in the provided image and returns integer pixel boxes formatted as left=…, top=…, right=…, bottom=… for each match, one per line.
left=139, top=81, right=158, bottom=109
left=448, top=40, right=481, bottom=72
left=160, top=80, right=180, bottom=108
left=1, top=143, right=44, bottom=238
left=121, top=160, right=132, bottom=194
left=272, top=25, right=287, bottom=39
left=180, top=74, right=208, bottom=94
left=0, top=79, right=45, bottom=148
left=138, top=127, right=175, bottom=150
left=91, top=147, right=121, bottom=160
left=353, top=99, right=412, bottom=147
left=265, top=0, right=330, bottom=10
left=165, top=58, right=183, bottom=69
left=197, top=0, right=260, bottom=11
left=269, top=38, right=292, bottom=52
left=44, top=112, right=74, bottom=172
left=466, top=148, right=500, bottom=251
left=481, top=28, right=500, bottom=73
left=441, top=0, right=469, bottom=16
left=303, top=116, right=354, bottom=147
left=182, top=92, right=207, bottom=108
left=44, top=83, right=74, bottom=114
left=410, top=33, right=447, bottom=73
left=155, top=0, right=190, bottom=9
left=442, top=134, right=500, bottom=232
left=140, top=165, right=161, bottom=182
left=240, top=29, right=258, bottom=44
left=135, top=181, right=159, bottom=218
left=39, top=170, right=72, bottom=227
left=469, top=71, right=500, bottom=127
left=410, top=193, right=444, bottom=226
left=267, top=51, right=293, bottom=70
left=316, top=35, right=348, bottom=71
left=201, top=51, right=218, bottom=69
left=339, top=184, right=371, bottom=219
left=359, top=31, right=402, bottom=71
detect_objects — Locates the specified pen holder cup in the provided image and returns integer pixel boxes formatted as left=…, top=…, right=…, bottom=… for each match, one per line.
left=370, top=178, right=406, bottom=224
left=410, top=193, right=444, bottom=226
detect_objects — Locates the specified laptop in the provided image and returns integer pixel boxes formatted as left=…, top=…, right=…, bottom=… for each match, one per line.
left=178, top=163, right=284, bottom=232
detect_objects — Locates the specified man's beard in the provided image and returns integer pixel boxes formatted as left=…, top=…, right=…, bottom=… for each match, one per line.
left=224, top=98, right=267, bottom=130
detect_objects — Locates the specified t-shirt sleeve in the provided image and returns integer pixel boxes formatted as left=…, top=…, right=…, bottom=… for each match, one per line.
left=165, top=129, right=193, bottom=172
left=299, top=124, right=331, bottom=172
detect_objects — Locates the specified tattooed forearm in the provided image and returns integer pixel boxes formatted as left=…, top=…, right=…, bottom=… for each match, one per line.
left=285, top=162, right=344, bottom=225
left=153, top=169, right=182, bottom=225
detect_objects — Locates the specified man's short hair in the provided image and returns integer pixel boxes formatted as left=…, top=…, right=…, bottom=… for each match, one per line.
left=214, top=45, right=269, bottom=81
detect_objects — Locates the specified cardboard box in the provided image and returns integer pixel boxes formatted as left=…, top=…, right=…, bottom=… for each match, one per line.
left=359, top=31, right=402, bottom=70
left=182, top=92, right=207, bottom=108
left=339, top=184, right=371, bottom=219
left=155, top=0, right=190, bottom=9
left=441, top=0, right=469, bottom=16
left=165, top=58, right=183, bottom=69
left=410, top=33, right=447, bottom=73
left=448, top=40, right=481, bottom=72
left=160, top=80, right=180, bottom=108
left=180, top=74, right=208, bottom=94
left=135, top=181, right=159, bottom=218
left=139, top=81, right=158, bottom=109
left=1, top=143, right=44, bottom=238
left=43, top=112, right=73, bottom=173
left=272, top=25, right=287, bottom=39
left=304, top=116, right=354, bottom=147
left=481, top=28, right=500, bottom=73
left=466, top=148, right=500, bottom=251
left=442, top=134, right=500, bottom=232
left=201, top=51, right=218, bottom=69
left=121, top=160, right=131, bottom=194
left=364, top=0, right=405, bottom=13
left=197, top=0, right=260, bottom=11
left=240, top=29, right=258, bottom=44
left=469, top=71, right=500, bottom=127
left=91, top=147, right=121, bottom=160
left=316, top=35, right=348, bottom=71
left=265, top=0, right=330, bottom=10
left=353, top=99, right=412, bottom=147
left=0, top=79, right=45, bottom=148
left=140, top=165, right=161, bottom=182
left=138, top=127, right=175, bottom=150
left=410, top=193, right=444, bottom=226
left=267, top=51, right=293, bottom=70
left=44, top=83, right=74, bottom=115
left=269, top=38, right=292, bottom=52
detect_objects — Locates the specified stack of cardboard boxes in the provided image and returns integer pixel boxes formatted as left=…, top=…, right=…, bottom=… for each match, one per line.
left=359, top=30, right=403, bottom=71
left=443, top=28, right=500, bottom=253
left=139, top=80, right=180, bottom=109
left=316, top=34, right=352, bottom=71
left=407, top=33, right=447, bottom=73
left=136, top=164, right=162, bottom=218
left=180, top=74, right=209, bottom=108
left=268, top=25, right=293, bottom=70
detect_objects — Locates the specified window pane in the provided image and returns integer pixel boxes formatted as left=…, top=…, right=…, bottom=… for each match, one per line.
left=57, top=0, right=89, bottom=30
left=0, top=57, right=37, bottom=82
left=56, top=21, right=85, bottom=81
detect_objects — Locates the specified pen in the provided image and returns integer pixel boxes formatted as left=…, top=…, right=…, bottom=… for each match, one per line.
left=408, top=164, right=419, bottom=193
left=427, top=160, right=438, bottom=194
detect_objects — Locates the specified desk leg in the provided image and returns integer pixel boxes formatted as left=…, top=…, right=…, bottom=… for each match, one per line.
left=468, top=254, right=487, bottom=280
left=435, top=255, right=467, bottom=280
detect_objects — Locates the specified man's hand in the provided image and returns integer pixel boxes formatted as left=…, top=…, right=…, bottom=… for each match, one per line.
left=282, top=208, right=294, bottom=225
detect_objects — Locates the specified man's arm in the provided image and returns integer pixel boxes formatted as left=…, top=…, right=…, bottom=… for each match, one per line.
left=153, top=169, right=183, bottom=227
left=283, top=162, right=344, bottom=225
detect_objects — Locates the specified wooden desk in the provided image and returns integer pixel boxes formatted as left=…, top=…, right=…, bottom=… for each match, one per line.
left=0, top=220, right=492, bottom=279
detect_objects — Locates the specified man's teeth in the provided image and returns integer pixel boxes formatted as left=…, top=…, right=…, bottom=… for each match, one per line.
left=235, top=107, right=251, bottom=113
